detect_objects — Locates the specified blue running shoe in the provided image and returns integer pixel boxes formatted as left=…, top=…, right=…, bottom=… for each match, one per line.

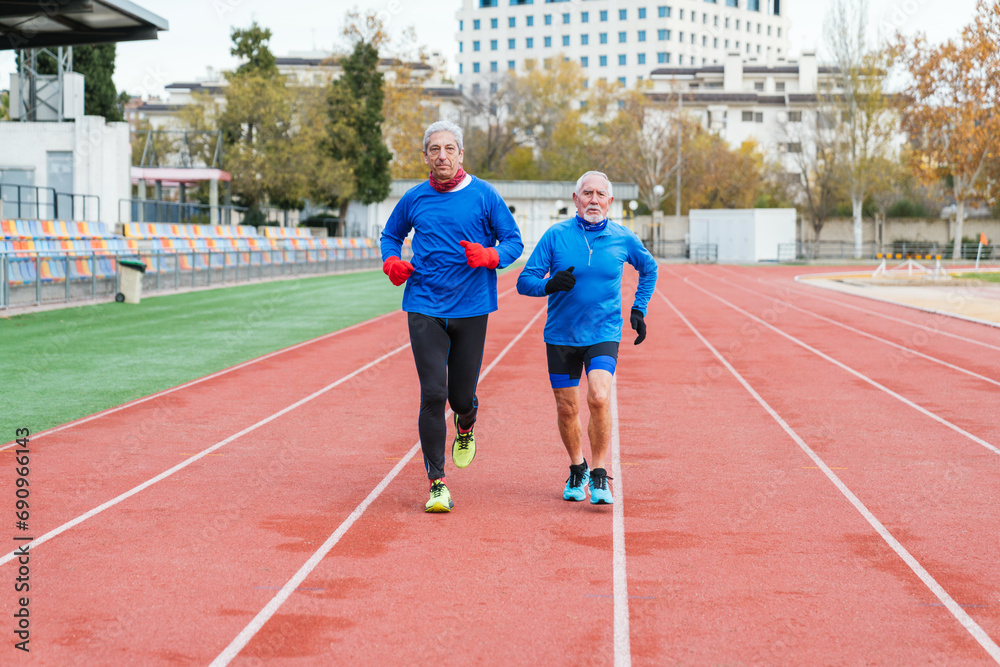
left=589, top=468, right=613, bottom=505
left=563, top=460, right=590, bottom=501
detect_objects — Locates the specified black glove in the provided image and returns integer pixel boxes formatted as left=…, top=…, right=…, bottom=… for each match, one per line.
left=544, top=266, right=576, bottom=294
left=630, top=308, right=646, bottom=345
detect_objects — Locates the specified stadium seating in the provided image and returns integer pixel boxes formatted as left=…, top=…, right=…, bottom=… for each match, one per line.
left=2, top=219, right=383, bottom=291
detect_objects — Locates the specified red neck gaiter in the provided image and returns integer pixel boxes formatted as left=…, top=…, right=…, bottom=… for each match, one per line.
left=429, top=166, right=467, bottom=193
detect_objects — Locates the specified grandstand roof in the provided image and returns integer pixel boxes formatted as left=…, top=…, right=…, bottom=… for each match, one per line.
left=131, top=167, right=231, bottom=186
left=0, top=0, right=168, bottom=51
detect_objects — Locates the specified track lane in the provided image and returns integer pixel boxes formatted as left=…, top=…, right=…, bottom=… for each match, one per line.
left=636, top=266, right=1000, bottom=661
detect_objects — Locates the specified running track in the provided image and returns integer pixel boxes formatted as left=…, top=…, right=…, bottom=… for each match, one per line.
left=2, top=264, right=998, bottom=665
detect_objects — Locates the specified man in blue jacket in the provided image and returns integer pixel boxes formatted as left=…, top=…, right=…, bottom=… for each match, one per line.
left=516, top=171, right=657, bottom=504
left=381, top=121, right=524, bottom=513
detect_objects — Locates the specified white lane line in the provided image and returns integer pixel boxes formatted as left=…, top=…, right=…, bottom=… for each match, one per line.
left=0, top=344, right=411, bottom=566
left=657, top=288, right=1000, bottom=663
left=701, top=271, right=1000, bottom=388
left=610, top=378, right=632, bottom=667
left=1, top=310, right=402, bottom=450
left=209, top=305, right=547, bottom=667
left=714, top=265, right=1000, bottom=351
left=677, top=275, right=1000, bottom=458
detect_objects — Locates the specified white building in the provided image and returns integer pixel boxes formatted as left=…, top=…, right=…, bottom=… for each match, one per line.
left=648, top=51, right=844, bottom=174
left=454, top=0, right=791, bottom=92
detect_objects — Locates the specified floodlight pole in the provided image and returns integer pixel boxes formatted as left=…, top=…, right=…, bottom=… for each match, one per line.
left=676, top=85, right=682, bottom=218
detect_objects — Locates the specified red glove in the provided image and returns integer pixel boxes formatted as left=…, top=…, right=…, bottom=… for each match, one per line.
left=459, top=240, right=500, bottom=269
left=383, top=256, right=414, bottom=286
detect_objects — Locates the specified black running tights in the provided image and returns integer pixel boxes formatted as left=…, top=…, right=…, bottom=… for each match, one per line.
left=407, top=312, right=488, bottom=480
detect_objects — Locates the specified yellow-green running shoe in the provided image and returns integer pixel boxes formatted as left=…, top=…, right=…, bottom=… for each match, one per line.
left=425, top=479, right=453, bottom=513
left=451, top=414, right=476, bottom=468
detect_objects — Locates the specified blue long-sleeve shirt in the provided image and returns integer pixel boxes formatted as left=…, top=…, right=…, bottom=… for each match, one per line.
left=516, top=218, right=658, bottom=346
left=381, top=176, right=523, bottom=318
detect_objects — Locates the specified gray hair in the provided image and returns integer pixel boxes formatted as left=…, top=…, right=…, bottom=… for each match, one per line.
left=575, top=171, right=613, bottom=198
left=423, top=121, right=464, bottom=152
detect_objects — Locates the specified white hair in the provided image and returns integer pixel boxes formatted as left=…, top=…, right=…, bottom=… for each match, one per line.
left=423, top=121, right=464, bottom=152
left=575, top=171, right=613, bottom=197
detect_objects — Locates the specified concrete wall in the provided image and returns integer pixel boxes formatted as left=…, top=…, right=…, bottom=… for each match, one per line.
left=801, top=217, right=1000, bottom=246
left=0, top=116, right=130, bottom=224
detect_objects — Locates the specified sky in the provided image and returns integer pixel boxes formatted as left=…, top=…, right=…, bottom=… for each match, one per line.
left=0, top=0, right=982, bottom=100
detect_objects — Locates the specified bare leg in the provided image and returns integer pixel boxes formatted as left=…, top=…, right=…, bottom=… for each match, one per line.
left=552, top=386, right=584, bottom=465
left=585, top=369, right=613, bottom=470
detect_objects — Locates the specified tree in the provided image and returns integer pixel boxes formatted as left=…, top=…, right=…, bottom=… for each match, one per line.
left=1, top=90, right=8, bottom=120
left=895, top=0, right=1000, bottom=258
left=683, top=135, right=764, bottom=211
left=600, top=88, right=681, bottom=214
left=327, top=21, right=393, bottom=230
left=461, top=75, right=520, bottom=179
left=382, top=58, right=434, bottom=179
left=230, top=22, right=278, bottom=77
left=827, top=0, right=899, bottom=258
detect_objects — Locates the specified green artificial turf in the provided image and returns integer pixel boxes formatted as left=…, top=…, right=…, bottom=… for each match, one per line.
left=0, top=270, right=404, bottom=439
left=956, top=272, right=1000, bottom=283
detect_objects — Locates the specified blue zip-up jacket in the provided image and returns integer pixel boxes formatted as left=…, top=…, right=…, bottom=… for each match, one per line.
left=381, top=176, right=524, bottom=318
left=516, top=217, right=658, bottom=346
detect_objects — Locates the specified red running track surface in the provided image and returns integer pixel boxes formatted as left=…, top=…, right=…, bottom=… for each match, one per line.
left=1, top=265, right=998, bottom=665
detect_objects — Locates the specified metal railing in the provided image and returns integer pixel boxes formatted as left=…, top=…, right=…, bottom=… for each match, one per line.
left=777, top=241, right=996, bottom=262
left=1, top=184, right=100, bottom=221
left=118, top=199, right=250, bottom=226
left=645, top=240, right=719, bottom=263
left=1, top=247, right=381, bottom=310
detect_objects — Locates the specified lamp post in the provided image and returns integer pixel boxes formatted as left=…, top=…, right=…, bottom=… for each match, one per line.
left=652, top=184, right=665, bottom=248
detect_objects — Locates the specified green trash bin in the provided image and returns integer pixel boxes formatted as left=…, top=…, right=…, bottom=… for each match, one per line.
left=116, top=258, right=147, bottom=304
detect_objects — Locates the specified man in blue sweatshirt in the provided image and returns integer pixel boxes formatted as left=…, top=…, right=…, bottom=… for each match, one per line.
left=381, top=121, right=523, bottom=513
left=516, top=171, right=657, bottom=504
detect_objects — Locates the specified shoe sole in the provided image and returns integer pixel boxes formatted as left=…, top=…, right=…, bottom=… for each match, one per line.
left=425, top=502, right=453, bottom=513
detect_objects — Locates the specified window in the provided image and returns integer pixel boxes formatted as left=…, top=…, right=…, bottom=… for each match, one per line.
left=658, top=29, right=670, bottom=40
left=508, top=60, right=516, bottom=70
left=755, top=112, right=763, bottom=122
left=638, top=53, right=646, bottom=64
left=491, top=18, right=498, bottom=28
left=480, top=0, right=497, bottom=5
left=748, top=0, right=760, bottom=9
left=490, top=82, right=498, bottom=93
left=527, top=15, right=534, bottom=26
left=600, top=32, right=608, bottom=44
left=725, top=17, right=730, bottom=27
left=526, top=37, right=534, bottom=47
left=562, top=35, right=570, bottom=46
left=639, top=7, right=647, bottom=18
left=767, top=25, right=771, bottom=35
left=600, top=55, right=608, bottom=66
left=690, top=32, right=695, bottom=43
left=581, top=11, right=589, bottom=22
left=545, top=14, right=552, bottom=24
left=657, top=52, right=670, bottom=63
left=618, top=76, right=627, bottom=86
left=509, top=38, right=516, bottom=48
left=619, top=31, right=627, bottom=42
left=742, top=110, right=754, bottom=122
left=777, top=27, right=781, bottom=37
left=459, top=42, right=463, bottom=52
left=619, top=9, right=627, bottom=19
left=474, top=40, right=481, bottom=51
left=754, top=81, right=764, bottom=91
left=490, top=61, right=498, bottom=72
left=736, top=19, right=740, bottom=29
left=658, top=6, right=671, bottom=17
left=788, top=110, right=801, bottom=122
left=713, top=37, right=718, bottom=47
left=510, top=0, right=532, bottom=4
left=544, top=36, right=552, bottom=47
left=787, top=142, right=802, bottom=153
left=619, top=54, right=627, bottom=65
left=776, top=81, right=785, bottom=92
left=702, top=35, right=707, bottom=46
left=459, top=63, right=463, bottom=74
left=600, top=10, right=608, bottom=21
left=581, top=34, right=589, bottom=45
left=638, top=30, right=646, bottom=41
left=581, top=56, right=589, bottom=67
left=757, top=23, right=761, bottom=33
left=679, top=31, right=683, bottom=41
left=491, top=39, right=498, bottom=50
left=509, top=17, right=516, bottom=27
left=460, top=20, right=464, bottom=30
left=726, top=0, right=738, bottom=5
left=679, top=9, right=684, bottom=19
left=473, top=19, right=481, bottom=30
left=472, top=83, right=480, bottom=95
left=563, top=12, right=570, bottom=23
left=473, top=62, right=481, bottom=73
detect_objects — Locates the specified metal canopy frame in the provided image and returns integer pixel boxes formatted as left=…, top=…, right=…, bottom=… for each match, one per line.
left=0, top=0, right=168, bottom=50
